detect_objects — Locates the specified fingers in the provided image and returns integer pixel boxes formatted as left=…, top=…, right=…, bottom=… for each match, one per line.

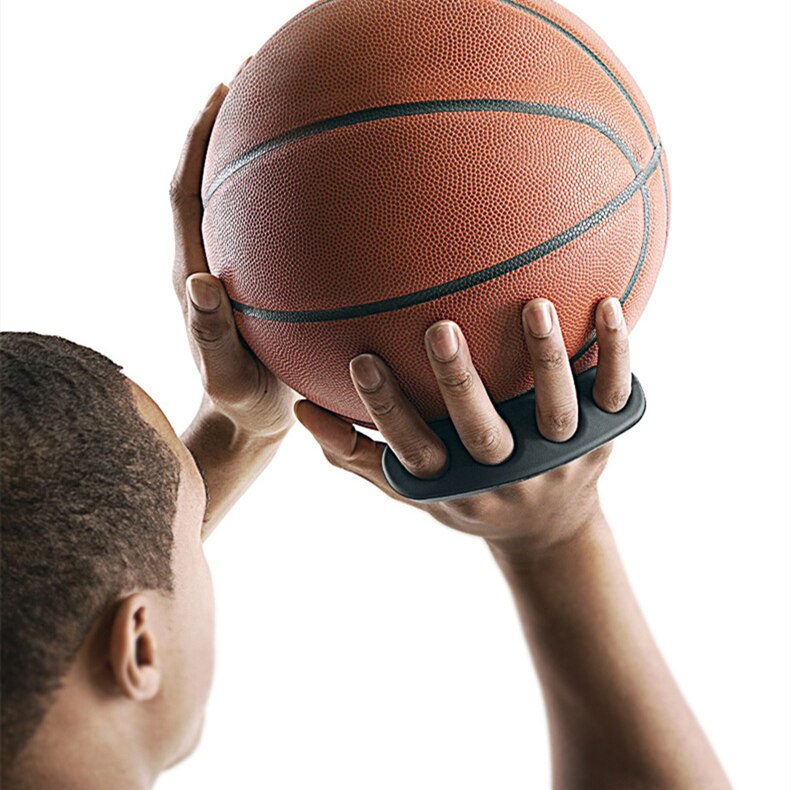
left=349, top=354, right=449, bottom=478
left=170, top=83, right=228, bottom=310
left=185, top=272, right=266, bottom=407
left=293, top=400, right=401, bottom=497
left=424, top=322, right=514, bottom=464
left=522, top=299, right=578, bottom=441
left=592, top=297, right=632, bottom=412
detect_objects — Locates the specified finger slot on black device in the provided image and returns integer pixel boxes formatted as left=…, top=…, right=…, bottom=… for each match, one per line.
left=381, top=367, right=646, bottom=503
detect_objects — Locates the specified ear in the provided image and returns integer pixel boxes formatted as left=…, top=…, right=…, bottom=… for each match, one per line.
left=108, top=594, right=162, bottom=701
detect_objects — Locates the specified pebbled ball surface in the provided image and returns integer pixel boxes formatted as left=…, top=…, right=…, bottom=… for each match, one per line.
left=202, top=0, right=670, bottom=427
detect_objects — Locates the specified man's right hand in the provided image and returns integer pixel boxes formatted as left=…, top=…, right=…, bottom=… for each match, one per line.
left=294, top=295, right=631, bottom=554
left=295, top=296, right=732, bottom=790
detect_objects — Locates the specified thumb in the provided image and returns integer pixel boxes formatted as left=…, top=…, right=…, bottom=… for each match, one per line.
left=294, top=400, right=395, bottom=494
left=185, top=272, right=259, bottom=402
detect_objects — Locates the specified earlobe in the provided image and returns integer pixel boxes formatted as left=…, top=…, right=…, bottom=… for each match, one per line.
left=109, top=594, right=162, bottom=701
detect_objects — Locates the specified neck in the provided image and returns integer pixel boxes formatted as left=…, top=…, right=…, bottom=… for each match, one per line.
left=7, top=657, right=161, bottom=790
left=9, top=744, right=153, bottom=790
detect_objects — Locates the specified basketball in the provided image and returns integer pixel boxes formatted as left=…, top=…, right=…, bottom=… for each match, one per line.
left=201, top=0, right=670, bottom=428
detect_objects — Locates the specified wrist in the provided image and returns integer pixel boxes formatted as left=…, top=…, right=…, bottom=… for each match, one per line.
left=485, top=499, right=608, bottom=571
left=186, top=396, right=291, bottom=457
left=196, top=393, right=293, bottom=444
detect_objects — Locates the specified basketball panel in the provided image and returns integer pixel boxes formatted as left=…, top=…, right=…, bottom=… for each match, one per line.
left=231, top=189, right=650, bottom=426
left=203, top=111, right=638, bottom=314
left=203, top=0, right=655, bottom=198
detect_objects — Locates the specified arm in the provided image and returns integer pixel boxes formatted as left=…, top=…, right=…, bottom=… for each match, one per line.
left=294, top=297, right=731, bottom=788
left=490, top=508, right=729, bottom=789
left=180, top=396, right=289, bottom=536
left=169, top=75, right=297, bottom=538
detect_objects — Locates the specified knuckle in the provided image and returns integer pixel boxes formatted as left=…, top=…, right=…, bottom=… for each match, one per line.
left=469, top=424, right=500, bottom=452
left=580, top=445, right=614, bottom=490
left=451, top=494, right=487, bottom=523
left=168, top=178, right=188, bottom=207
left=587, top=441, right=615, bottom=465
left=437, top=366, right=475, bottom=397
left=538, top=402, right=578, bottom=440
left=322, top=449, right=342, bottom=469
left=597, top=385, right=631, bottom=413
left=609, top=337, right=630, bottom=359
left=399, top=442, right=444, bottom=477
left=366, top=395, right=398, bottom=419
left=534, top=347, right=566, bottom=372
left=546, top=462, right=573, bottom=483
left=189, top=320, right=226, bottom=350
left=466, top=422, right=510, bottom=461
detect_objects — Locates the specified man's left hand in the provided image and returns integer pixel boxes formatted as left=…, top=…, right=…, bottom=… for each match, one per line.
left=169, top=73, right=297, bottom=441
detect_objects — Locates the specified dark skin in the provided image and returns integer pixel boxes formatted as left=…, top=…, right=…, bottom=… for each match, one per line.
left=172, top=73, right=731, bottom=788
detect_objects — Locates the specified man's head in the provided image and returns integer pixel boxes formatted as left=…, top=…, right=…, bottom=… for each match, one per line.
left=0, top=332, right=215, bottom=785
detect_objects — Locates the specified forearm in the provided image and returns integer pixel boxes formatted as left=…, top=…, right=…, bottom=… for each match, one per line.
left=182, top=394, right=288, bottom=538
left=488, top=503, right=730, bottom=790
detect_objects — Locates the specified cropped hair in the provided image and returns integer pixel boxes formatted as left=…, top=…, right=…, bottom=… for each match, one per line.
left=0, top=332, right=181, bottom=764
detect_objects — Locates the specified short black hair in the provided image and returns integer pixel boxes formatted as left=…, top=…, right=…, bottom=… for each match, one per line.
left=0, top=332, right=182, bottom=765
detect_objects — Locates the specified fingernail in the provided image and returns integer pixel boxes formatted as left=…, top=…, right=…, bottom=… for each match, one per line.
left=350, top=355, right=382, bottom=391
left=602, top=298, right=623, bottom=330
left=234, top=55, right=253, bottom=78
left=204, top=83, right=225, bottom=107
left=427, top=322, right=459, bottom=362
left=187, top=277, right=221, bottom=311
left=525, top=300, right=553, bottom=337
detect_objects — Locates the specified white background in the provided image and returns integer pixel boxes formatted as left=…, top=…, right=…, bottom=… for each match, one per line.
left=1, top=1, right=788, bottom=788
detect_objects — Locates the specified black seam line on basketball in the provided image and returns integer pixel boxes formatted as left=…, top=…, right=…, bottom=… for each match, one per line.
left=658, top=156, right=670, bottom=243
left=248, top=0, right=662, bottom=370
left=267, top=0, right=655, bottom=149
left=252, top=0, right=671, bottom=245
left=622, top=184, right=651, bottom=304
left=495, top=0, right=656, bottom=149
left=496, top=0, right=670, bottom=234
left=202, top=99, right=639, bottom=206
left=569, top=182, right=650, bottom=366
left=230, top=141, right=662, bottom=325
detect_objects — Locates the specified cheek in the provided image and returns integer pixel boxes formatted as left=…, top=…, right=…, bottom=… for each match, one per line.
left=177, top=547, right=216, bottom=699
left=195, top=553, right=216, bottom=693
left=165, top=547, right=217, bottom=764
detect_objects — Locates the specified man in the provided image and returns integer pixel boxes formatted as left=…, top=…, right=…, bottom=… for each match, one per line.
left=0, top=80, right=731, bottom=788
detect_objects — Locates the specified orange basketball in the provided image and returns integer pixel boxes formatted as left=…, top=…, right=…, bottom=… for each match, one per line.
left=201, top=0, right=670, bottom=428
